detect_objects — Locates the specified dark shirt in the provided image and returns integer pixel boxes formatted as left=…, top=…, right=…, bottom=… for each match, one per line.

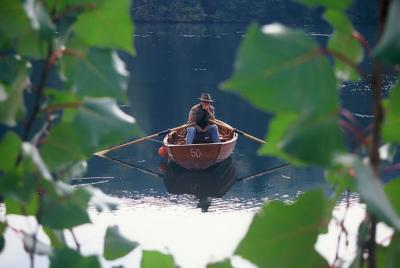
left=187, top=103, right=216, bottom=129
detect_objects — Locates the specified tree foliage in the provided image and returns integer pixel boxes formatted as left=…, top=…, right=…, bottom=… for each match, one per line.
left=0, top=0, right=142, bottom=266
left=221, top=0, right=400, bottom=267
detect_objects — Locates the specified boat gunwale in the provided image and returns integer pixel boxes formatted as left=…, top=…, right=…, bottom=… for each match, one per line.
left=163, top=132, right=238, bottom=148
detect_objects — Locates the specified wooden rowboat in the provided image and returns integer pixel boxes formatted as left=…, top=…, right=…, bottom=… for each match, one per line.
left=162, top=122, right=238, bottom=170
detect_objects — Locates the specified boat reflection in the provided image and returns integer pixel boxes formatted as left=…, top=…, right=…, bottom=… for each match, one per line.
left=164, top=157, right=237, bottom=211
left=82, top=155, right=237, bottom=212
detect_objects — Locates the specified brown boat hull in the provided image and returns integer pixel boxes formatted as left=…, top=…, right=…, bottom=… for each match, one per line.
left=163, top=133, right=238, bottom=170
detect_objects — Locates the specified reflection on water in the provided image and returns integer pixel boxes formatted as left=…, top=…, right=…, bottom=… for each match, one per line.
left=164, top=157, right=237, bottom=212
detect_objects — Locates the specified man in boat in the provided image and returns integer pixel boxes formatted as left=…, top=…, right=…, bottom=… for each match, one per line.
left=186, top=93, right=220, bottom=144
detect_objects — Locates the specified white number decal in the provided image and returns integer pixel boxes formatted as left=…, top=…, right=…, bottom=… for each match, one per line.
left=190, top=148, right=201, bottom=158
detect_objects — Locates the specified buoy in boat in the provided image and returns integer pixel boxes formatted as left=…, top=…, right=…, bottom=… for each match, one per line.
left=158, top=146, right=168, bottom=158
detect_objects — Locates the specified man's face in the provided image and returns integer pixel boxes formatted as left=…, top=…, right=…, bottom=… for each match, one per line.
left=201, top=101, right=210, bottom=109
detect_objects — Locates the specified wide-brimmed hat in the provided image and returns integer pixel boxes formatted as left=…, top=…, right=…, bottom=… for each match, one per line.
left=198, top=93, right=214, bottom=102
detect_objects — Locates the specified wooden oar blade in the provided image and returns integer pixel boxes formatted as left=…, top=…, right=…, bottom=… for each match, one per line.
left=93, top=123, right=193, bottom=156
left=94, top=149, right=110, bottom=157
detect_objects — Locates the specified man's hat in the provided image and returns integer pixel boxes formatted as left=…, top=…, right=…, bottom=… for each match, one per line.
left=198, top=93, right=214, bottom=102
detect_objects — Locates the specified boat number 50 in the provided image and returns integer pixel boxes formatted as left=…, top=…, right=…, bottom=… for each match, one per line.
left=190, top=148, right=201, bottom=158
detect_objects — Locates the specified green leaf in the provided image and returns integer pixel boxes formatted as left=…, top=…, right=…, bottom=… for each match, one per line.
left=141, top=250, right=175, bottom=268
left=0, top=0, right=54, bottom=59
left=5, top=194, right=39, bottom=216
left=0, top=142, right=51, bottom=204
left=0, top=235, right=4, bottom=253
left=324, top=9, right=363, bottom=81
left=74, top=0, right=134, bottom=55
left=0, top=132, right=22, bottom=172
left=103, top=226, right=138, bottom=260
left=63, top=48, right=129, bottom=102
left=0, top=64, right=28, bottom=126
left=0, top=222, right=5, bottom=253
left=373, top=0, right=400, bottom=64
left=354, top=161, right=400, bottom=230
left=279, top=113, right=344, bottom=165
left=258, top=113, right=299, bottom=162
left=377, top=234, right=400, bottom=268
left=45, top=89, right=81, bottom=106
left=259, top=112, right=344, bottom=166
left=0, top=56, right=27, bottom=85
left=294, top=0, right=353, bottom=10
left=42, top=97, right=138, bottom=172
left=0, top=172, right=35, bottom=203
left=0, top=84, right=6, bottom=101
left=235, top=189, right=328, bottom=268
left=50, top=248, right=100, bottom=268
left=383, top=82, right=400, bottom=142
left=44, top=0, right=103, bottom=14
left=385, top=178, right=400, bottom=215
left=0, top=0, right=31, bottom=39
left=21, top=143, right=52, bottom=181
left=41, top=123, right=87, bottom=171
left=223, top=23, right=338, bottom=115
left=207, top=259, right=233, bottom=268
left=75, top=98, right=137, bottom=146
left=43, top=228, right=65, bottom=249
left=16, top=29, right=51, bottom=59
left=41, top=182, right=92, bottom=229
left=23, top=0, right=55, bottom=38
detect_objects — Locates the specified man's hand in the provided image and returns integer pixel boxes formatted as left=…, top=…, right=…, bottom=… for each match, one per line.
left=195, top=125, right=208, bottom=133
left=201, top=125, right=209, bottom=133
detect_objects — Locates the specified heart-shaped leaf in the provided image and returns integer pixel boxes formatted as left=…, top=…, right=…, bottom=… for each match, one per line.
left=235, top=189, right=328, bottom=268
left=103, top=226, right=138, bottom=260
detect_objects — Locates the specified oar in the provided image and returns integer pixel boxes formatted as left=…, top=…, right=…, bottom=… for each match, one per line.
left=94, top=123, right=194, bottom=156
left=237, top=163, right=290, bottom=182
left=209, top=119, right=265, bottom=144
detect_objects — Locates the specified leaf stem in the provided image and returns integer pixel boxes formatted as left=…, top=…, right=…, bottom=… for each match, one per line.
left=321, top=48, right=366, bottom=79
left=22, top=42, right=54, bottom=142
left=365, top=0, right=389, bottom=266
left=70, top=228, right=81, bottom=253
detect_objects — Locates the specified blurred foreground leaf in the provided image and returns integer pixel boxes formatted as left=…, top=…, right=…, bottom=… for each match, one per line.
left=103, top=226, right=138, bottom=260
left=42, top=97, right=138, bottom=172
left=384, top=178, right=400, bottom=215
left=0, top=0, right=30, bottom=39
left=235, top=190, right=328, bottom=268
left=373, top=0, right=400, bottom=64
left=0, top=64, right=28, bottom=126
left=41, top=182, right=92, bottom=229
left=324, top=9, right=363, bottom=81
left=141, top=250, right=175, bottom=268
left=354, top=161, right=400, bottom=230
left=74, top=0, right=134, bottom=55
left=224, top=23, right=337, bottom=115
left=383, top=82, right=400, bottom=142
left=0, top=132, right=21, bottom=172
left=63, top=48, right=129, bottom=102
left=207, top=259, right=232, bottom=268
left=50, top=248, right=100, bottom=268
left=377, top=234, right=400, bottom=268
left=223, top=23, right=343, bottom=166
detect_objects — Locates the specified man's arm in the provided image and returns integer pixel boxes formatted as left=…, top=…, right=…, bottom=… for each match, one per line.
left=188, top=106, right=204, bottom=132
